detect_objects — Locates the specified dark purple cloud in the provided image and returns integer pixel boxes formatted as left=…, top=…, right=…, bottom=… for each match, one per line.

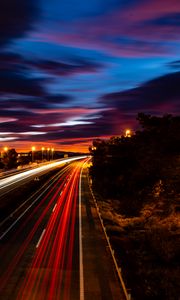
left=167, top=60, right=180, bottom=69
left=28, top=58, right=102, bottom=76
left=0, top=94, right=72, bottom=111
left=147, top=12, right=180, bottom=27
left=0, top=69, right=44, bottom=96
left=0, top=52, right=45, bottom=96
left=0, top=52, right=23, bottom=67
left=0, top=0, right=39, bottom=47
left=101, top=72, right=180, bottom=114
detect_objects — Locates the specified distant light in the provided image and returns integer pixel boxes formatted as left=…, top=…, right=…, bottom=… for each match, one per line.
left=125, top=129, right=131, bottom=137
left=32, top=146, right=36, bottom=151
left=42, top=147, right=45, bottom=151
left=4, top=147, right=8, bottom=152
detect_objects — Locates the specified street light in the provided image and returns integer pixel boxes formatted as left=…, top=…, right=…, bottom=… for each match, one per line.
left=125, top=129, right=131, bottom=137
left=1, top=147, right=8, bottom=159
left=47, top=148, right=50, bottom=160
left=91, top=146, right=96, bottom=151
left=41, top=147, right=45, bottom=161
left=51, top=148, right=54, bottom=160
left=32, top=146, right=36, bottom=162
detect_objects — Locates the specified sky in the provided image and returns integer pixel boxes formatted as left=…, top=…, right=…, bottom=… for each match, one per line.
left=0, top=0, right=180, bottom=152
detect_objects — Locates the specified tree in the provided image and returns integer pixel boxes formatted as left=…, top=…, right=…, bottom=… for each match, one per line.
left=0, top=159, right=4, bottom=169
left=2, top=148, right=18, bottom=169
left=90, top=113, right=180, bottom=215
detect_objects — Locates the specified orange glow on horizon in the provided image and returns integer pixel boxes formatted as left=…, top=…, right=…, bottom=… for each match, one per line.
left=1, top=135, right=114, bottom=153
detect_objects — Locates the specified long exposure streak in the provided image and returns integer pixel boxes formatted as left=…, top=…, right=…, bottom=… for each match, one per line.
left=0, top=158, right=88, bottom=300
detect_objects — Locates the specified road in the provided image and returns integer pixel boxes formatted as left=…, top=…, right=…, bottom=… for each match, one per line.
left=0, top=156, right=86, bottom=197
left=0, top=158, right=127, bottom=300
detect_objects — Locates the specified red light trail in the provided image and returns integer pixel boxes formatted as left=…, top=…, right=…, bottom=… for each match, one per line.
left=0, top=158, right=88, bottom=300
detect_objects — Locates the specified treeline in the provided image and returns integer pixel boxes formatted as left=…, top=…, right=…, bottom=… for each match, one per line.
left=89, top=113, right=180, bottom=215
left=0, top=148, right=18, bottom=170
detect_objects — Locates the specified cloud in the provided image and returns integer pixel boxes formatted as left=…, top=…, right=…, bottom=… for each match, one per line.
left=0, top=69, right=44, bottom=96
left=2, top=72, right=179, bottom=145
left=34, top=0, right=180, bottom=57
left=167, top=60, right=180, bottom=69
left=0, top=52, right=45, bottom=96
left=0, top=0, right=39, bottom=47
left=0, top=52, right=23, bottom=66
left=101, top=72, right=180, bottom=115
left=0, top=105, right=112, bottom=143
left=0, top=94, right=72, bottom=112
left=28, top=58, right=102, bottom=76
left=0, top=0, right=38, bottom=46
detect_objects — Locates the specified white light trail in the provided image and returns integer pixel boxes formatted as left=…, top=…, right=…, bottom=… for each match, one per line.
left=0, top=156, right=87, bottom=190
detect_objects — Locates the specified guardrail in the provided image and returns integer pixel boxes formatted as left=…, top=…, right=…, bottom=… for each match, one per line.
left=88, top=175, right=131, bottom=300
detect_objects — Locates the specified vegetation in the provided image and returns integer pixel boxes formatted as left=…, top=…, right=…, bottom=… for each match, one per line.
left=89, top=113, right=180, bottom=300
left=1, top=148, right=18, bottom=170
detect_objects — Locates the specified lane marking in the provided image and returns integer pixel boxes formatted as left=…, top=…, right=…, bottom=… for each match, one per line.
left=79, top=162, right=86, bottom=300
left=0, top=183, right=52, bottom=241
left=36, top=229, right=46, bottom=248
left=52, top=203, right=57, bottom=212
left=0, top=163, right=75, bottom=239
left=0, top=161, right=74, bottom=225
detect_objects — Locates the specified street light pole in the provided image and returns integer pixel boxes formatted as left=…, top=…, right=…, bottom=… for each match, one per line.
left=41, top=147, right=44, bottom=162
left=32, top=146, right=36, bottom=162
left=51, top=148, right=54, bottom=160
left=47, top=148, right=50, bottom=161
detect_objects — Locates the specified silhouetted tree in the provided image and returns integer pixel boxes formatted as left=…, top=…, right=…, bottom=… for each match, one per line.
left=90, top=114, right=180, bottom=215
left=2, top=148, right=18, bottom=169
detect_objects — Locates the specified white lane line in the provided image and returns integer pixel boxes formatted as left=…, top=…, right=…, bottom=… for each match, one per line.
left=79, top=163, right=85, bottom=300
left=36, top=229, right=46, bottom=248
left=0, top=183, right=51, bottom=241
left=52, top=203, right=57, bottom=212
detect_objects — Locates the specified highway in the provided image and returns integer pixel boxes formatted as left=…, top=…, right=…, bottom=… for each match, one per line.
left=0, top=158, right=127, bottom=300
left=0, top=156, right=86, bottom=196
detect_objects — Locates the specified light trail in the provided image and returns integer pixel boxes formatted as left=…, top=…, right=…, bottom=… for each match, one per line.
left=0, top=164, right=74, bottom=290
left=36, top=228, right=46, bottom=248
left=16, top=162, right=84, bottom=300
left=52, top=203, right=57, bottom=212
left=1, top=158, right=89, bottom=300
left=0, top=163, right=72, bottom=240
left=0, top=156, right=87, bottom=190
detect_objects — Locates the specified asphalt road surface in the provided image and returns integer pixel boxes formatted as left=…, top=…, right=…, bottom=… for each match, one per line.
left=0, top=158, right=127, bottom=300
